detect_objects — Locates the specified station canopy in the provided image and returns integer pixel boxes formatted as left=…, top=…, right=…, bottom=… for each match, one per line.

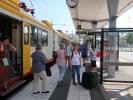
left=68, top=0, right=133, bottom=32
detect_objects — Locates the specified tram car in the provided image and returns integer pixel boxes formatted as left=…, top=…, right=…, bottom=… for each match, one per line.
left=0, top=0, right=70, bottom=96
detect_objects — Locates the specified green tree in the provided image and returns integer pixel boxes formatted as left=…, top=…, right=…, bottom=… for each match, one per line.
left=125, top=32, right=133, bottom=44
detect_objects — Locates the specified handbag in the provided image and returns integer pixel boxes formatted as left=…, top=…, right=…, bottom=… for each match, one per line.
left=45, top=65, right=52, bottom=77
left=2, top=57, right=10, bottom=66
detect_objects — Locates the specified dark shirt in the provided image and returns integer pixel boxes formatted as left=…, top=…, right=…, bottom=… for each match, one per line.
left=80, top=43, right=88, bottom=58
left=31, top=51, right=47, bottom=73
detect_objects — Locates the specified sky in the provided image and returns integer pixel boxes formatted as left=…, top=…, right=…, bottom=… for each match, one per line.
left=117, top=7, right=133, bottom=28
left=21, top=0, right=133, bottom=34
left=21, top=0, right=75, bottom=34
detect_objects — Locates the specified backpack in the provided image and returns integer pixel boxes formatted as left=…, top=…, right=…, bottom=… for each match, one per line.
left=71, top=50, right=80, bottom=58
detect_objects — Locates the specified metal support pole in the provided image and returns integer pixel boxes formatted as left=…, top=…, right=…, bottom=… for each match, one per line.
left=106, top=0, right=119, bottom=78
left=107, top=0, right=119, bottom=28
left=100, top=29, right=104, bottom=84
left=91, top=21, right=97, bottom=32
left=91, top=22, right=97, bottom=45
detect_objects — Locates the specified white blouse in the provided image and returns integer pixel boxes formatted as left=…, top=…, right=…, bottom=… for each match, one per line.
left=90, top=49, right=97, bottom=61
left=71, top=52, right=81, bottom=65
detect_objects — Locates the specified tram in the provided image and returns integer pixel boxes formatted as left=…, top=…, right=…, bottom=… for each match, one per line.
left=0, top=0, right=70, bottom=95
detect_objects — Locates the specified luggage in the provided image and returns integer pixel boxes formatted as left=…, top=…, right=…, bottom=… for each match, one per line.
left=82, top=71, right=99, bottom=89
left=84, top=62, right=91, bottom=72
left=45, top=65, right=52, bottom=77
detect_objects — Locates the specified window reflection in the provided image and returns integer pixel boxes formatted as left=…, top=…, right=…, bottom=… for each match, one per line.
left=24, top=26, right=29, bottom=45
left=42, top=31, right=48, bottom=46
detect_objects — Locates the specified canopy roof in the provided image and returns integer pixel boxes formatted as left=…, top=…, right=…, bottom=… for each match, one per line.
left=68, top=0, right=133, bottom=32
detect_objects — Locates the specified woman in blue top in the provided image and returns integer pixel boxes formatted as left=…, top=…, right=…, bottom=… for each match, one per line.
left=31, top=44, right=49, bottom=94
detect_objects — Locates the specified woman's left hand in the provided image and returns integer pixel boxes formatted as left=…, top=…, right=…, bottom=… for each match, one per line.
left=9, top=43, right=17, bottom=52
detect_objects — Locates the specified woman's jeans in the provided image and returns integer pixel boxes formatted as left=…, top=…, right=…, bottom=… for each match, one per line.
left=72, top=65, right=80, bottom=83
left=58, top=64, right=66, bottom=81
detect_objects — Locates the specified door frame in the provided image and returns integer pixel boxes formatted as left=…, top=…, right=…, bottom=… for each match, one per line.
left=22, top=21, right=31, bottom=75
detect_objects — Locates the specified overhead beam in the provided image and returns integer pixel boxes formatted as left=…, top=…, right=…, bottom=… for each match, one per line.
left=76, top=27, right=101, bottom=31
left=73, top=18, right=109, bottom=23
left=76, top=28, right=92, bottom=31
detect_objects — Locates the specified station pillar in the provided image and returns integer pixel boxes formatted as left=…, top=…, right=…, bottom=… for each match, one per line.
left=107, top=0, right=119, bottom=28
left=92, top=21, right=97, bottom=32
left=91, top=22, right=97, bottom=45
left=106, top=0, right=119, bottom=78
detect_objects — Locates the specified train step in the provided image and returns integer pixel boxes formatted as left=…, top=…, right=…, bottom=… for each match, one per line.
left=0, top=80, right=26, bottom=96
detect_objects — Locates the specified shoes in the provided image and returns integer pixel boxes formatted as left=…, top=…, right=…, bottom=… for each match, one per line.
left=33, top=91, right=40, bottom=94
left=57, top=80, right=64, bottom=87
left=73, top=82, right=77, bottom=86
left=78, top=82, right=82, bottom=85
left=57, top=81, right=61, bottom=87
left=42, top=91, right=49, bottom=93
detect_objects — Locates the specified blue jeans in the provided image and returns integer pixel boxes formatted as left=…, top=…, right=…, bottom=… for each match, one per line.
left=58, top=64, right=66, bottom=81
left=72, top=65, right=80, bottom=82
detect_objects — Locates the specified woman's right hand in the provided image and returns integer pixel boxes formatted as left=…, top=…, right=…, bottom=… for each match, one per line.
left=9, top=43, right=17, bottom=52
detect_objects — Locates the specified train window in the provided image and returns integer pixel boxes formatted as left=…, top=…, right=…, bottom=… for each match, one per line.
left=31, top=27, right=38, bottom=45
left=24, top=26, right=29, bottom=45
left=58, top=36, right=62, bottom=45
left=38, top=29, right=42, bottom=44
left=41, top=31, right=48, bottom=46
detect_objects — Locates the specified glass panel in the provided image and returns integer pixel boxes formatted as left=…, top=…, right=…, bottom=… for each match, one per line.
left=41, top=31, right=48, bottom=46
left=38, top=29, right=42, bottom=44
left=24, top=26, right=29, bottom=45
left=31, top=27, right=38, bottom=45
left=58, top=36, right=62, bottom=45
left=102, top=30, right=133, bottom=82
left=119, top=32, right=133, bottom=58
left=102, top=31, right=118, bottom=79
left=34, top=28, right=38, bottom=44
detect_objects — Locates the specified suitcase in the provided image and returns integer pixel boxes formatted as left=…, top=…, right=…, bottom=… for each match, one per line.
left=82, top=71, right=99, bottom=89
left=84, top=62, right=91, bottom=72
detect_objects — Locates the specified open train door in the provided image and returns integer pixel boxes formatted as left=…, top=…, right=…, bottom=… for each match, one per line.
left=22, top=22, right=31, bottom=75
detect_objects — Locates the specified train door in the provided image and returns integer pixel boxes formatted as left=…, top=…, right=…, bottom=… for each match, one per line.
left=0, top=14, right=23, bottom=92
left=22, top=22, right=31, bottom=75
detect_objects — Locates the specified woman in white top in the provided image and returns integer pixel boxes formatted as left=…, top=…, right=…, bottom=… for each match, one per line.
left=90, top=45, right=97, bottom=69
left=71, top=44, right=82, bottom=86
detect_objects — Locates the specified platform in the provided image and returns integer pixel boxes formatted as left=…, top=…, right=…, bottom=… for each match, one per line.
left=9, top=65, right=91, bottom=100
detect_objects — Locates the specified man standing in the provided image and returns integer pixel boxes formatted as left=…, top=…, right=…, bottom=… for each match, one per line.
left=80, top=42, right=88, bottom=58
